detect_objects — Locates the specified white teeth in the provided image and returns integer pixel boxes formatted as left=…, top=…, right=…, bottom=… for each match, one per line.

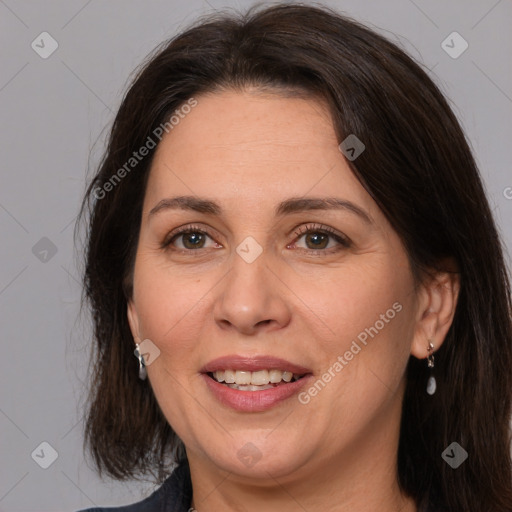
left=269, top=369, right=283, bottom=383
left=211, top=369, right=303, bottom=386
left=226, top=383, right=275, bottom=391
left=224, top=370, right=235, bottom=384
left=235, top=370, right=252, bottom=385
left=282, top=371, right=293, bottom=382
left=251, top=370, right=269, bottom=385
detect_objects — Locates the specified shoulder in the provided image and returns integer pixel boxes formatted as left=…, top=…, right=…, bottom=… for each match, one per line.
left=76, top=487, right=162, bottom=512
left=76, top=460, right=192, bottom=512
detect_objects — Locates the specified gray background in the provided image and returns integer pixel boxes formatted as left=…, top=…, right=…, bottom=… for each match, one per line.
left=0, top=0, right=511, bottom=510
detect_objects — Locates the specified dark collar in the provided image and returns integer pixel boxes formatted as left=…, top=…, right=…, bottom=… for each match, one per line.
left=158, top=459, right=193, bottom=512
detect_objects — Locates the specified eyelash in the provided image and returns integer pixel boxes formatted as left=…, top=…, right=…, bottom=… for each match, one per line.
left=161, top=224, right=213, bottom=255
left=161, top=223, right=351, bottom=256
left=291, top=223, right=351, bottom=255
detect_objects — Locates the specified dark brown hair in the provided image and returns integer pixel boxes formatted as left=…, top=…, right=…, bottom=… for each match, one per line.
left=79, top=4, right=512, bottom=510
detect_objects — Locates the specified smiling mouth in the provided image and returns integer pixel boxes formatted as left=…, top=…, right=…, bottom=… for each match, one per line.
left=207, top=369, right=306, bottom=391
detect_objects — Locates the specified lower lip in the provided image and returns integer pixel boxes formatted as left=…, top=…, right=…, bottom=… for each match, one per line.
left=202, top=373, right=313, bottom=412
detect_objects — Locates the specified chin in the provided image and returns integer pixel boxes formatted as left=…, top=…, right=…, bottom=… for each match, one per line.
left=202, top=439, right=309, bottom=481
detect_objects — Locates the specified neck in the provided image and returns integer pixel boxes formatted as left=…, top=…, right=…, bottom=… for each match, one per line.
left=189, top=460, right=417, bottom=512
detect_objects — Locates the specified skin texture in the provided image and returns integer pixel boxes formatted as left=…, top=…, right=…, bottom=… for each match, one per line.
left=127, top=89, right=459, bottom=512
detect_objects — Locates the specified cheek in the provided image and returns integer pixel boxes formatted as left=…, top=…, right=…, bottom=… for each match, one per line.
left=293, top=256, right=412, bottom=351
left=296, top=269, right=414, bottom=424
left=131, top=261, right=211, bottom=419
left=295, top=258, right=415, bottom=407
left=131, top=254, right=211, bottom=355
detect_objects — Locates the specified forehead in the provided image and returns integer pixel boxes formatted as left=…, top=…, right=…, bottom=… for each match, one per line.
left=144, top=90, right=374, bottom=216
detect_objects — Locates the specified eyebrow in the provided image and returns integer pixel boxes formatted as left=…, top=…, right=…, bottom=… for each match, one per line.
left=149, top=195, right=373, bottom=224
left=275, top=197, right=373, bottom=224
left=149, top=196, right=221, bottom=216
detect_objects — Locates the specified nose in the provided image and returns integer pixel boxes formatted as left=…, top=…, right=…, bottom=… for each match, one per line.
left=213, top=249, right=291, bottom=335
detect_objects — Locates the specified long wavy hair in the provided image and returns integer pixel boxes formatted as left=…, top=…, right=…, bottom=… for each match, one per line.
left=78, top=4, right=512, bottom=511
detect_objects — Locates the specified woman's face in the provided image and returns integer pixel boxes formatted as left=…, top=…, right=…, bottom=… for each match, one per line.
left=128, top=89, right=426, bottom=481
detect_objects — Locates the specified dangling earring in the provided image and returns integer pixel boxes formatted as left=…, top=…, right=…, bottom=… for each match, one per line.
left=426, top=341, right=436, bottom=395
left=134, top=343, right=147, bottom=380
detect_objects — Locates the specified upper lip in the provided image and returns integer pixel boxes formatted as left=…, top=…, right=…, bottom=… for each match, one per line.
left=201, top=355, right=311, bottom=374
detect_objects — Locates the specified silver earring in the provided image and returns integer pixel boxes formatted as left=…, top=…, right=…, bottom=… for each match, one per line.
left=426, top=341, right=436, bottom=395
left=134, top=343, right=147, bottom=380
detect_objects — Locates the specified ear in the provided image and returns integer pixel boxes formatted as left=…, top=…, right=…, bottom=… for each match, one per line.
left=410, top=265, right=460, bottom=360
left=127, top=300, right=141, bottom=344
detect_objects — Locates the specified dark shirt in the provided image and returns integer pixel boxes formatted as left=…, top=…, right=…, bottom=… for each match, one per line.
left=77, top=460, right=436, bottom=512
left=77, top=460, right=193, bottom=512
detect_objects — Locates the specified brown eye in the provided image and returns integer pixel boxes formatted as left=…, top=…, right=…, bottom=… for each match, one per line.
left=304, top=232, right=329, bottom=250
left=179, top=232, right=206, bottom=249
left=291, top=224, right=351, bottom=254
left=162, top=225, right=222, bottom=253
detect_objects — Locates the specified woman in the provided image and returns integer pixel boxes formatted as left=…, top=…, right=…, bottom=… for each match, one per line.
left=77, top=4, right=512, bottom=511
